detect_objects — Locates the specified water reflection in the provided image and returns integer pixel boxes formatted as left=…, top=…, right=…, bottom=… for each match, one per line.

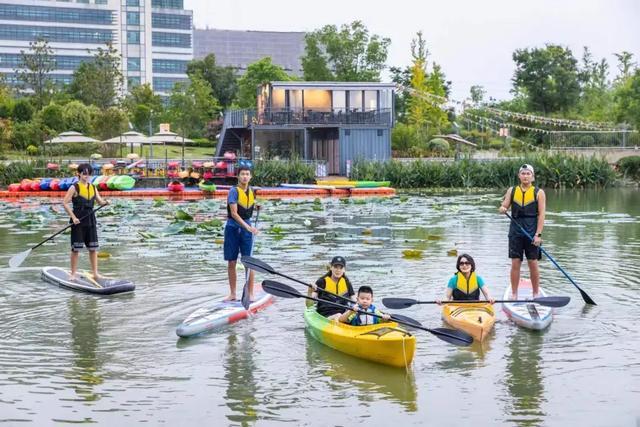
left=224, top=331, right=259, bottom=426
left=504, top=331, right=546, bottom=426
left=435, top=329, right=495, bottom=373
left=67, top=296, right=104, bottom=402
left=304, top=330, right=418, bottom=412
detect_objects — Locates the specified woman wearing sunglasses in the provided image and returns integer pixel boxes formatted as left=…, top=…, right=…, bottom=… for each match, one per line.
left=441, top=254, right=494, bottom=303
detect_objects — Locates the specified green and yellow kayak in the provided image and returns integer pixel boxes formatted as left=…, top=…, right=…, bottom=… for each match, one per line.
left=303, top=307, right=415, bottom=368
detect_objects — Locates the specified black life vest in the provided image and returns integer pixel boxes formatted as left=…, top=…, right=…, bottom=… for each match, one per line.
left=509, top=185, right=539, bottom=236
left=71, top=182, right=96, bottom=226
left=227, top=186, right=255, bottom=220
left=452, top=271, right=481, bottom=301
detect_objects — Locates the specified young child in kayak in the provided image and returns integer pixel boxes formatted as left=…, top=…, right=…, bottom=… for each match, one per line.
left=339, top=285, right=391, bottom=325
left=438, top=254, right=495, bottom=303
left=308, top=256, right=356, bottom=320
left=62, top=163, right=109, bottom=281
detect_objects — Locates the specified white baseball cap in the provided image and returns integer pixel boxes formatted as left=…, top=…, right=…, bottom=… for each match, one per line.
left=519, top=164, right=535, bottom=175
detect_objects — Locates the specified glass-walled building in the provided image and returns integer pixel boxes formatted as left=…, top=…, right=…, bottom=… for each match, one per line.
left=217, top=81, right=396, bottom=176
left=0, top=0, right=192, bottom=95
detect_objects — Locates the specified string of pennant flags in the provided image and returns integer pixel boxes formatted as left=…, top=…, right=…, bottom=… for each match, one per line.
left=397, top=85, right=631, bottom=133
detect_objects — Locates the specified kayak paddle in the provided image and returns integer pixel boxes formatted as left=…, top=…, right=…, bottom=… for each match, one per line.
left=262, top=280, right=474, bottom=347
left=241, top=255, right=355, bottom=306
left=505, top=212, right=596, bottom=305
left=382, top=296, right=571, bottom=310
left=240, top=206, right=260, bottom=310
left=8, top=204, right=107, bottom=269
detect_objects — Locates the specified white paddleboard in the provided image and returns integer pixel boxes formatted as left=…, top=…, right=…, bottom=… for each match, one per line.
left=502, top=278, right=553, bottom=330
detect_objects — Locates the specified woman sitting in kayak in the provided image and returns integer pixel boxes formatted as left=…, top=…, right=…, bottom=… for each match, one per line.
left=308, top=256, right=356, bottom=320
left=339, top=285, right=391, bottom=325
left=438, top=254, right=495, bottom=303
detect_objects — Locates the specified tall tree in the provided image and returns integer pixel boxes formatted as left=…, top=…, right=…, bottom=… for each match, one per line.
left=16, top=38, right=55, bottom=109
left=614, top=51, right=636, bottom=82
left=302, top=21, right=390, bottom=82
left=470, top=85, right=486, bottom=104
left=578, top=47, right=612, bottom=122
left=406, top=32, right=449, bottom=134
left=168, top=74, right=220, bottom=138
left=236, top=57, right=291, bottom=108
left=186, top=54, right=238, bottom=109
left=69, top=42, right=123, bottom=109
left=614, top=69, right=640, bottom=129
left=123, top=83, right=163, bottom=133
left=512, top=44, right=581, bottom=114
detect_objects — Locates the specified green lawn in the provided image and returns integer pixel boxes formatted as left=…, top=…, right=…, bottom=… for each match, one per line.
left=3, top=145, right=217, bottom=161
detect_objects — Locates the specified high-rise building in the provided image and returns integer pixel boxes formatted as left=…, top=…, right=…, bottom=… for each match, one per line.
left=0, top=0, right=193, bottom=95
left=194, top=29, right=305, bottom=76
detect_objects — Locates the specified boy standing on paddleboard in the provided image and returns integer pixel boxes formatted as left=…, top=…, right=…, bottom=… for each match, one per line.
left=224, top=166, right=259, bottom=302
left=62, top=163, right=109, bottom=281
left=498, top=164, right=546, bottom=299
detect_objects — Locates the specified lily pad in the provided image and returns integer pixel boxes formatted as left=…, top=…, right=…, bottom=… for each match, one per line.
left=97, top=251, right=111, bottom=259
left=447, top=249, right=458, bottom=256
left=362, top=228, right=373, bottom=235
left=402, top=249, right=424, bottom=259
left=138, top=231, right=157, bottom=240
left=175, top=209, right=193, bottom=221
left=427, top=235, right=442, bottom=241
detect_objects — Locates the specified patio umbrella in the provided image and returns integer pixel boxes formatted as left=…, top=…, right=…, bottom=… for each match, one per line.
left=45, top=131, right=99, bottom=144
left=103, top=131, right=153, bottom=156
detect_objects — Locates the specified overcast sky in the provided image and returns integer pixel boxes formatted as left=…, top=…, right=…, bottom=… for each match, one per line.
left=184, top=0, right=640, bottom=101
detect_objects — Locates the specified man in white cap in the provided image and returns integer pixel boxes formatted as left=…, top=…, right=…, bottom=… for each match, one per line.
left=498, top=164, right=546, bottom=298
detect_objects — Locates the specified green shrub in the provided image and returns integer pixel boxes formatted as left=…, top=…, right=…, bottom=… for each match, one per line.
left=617, top=155, right=640, bottom=180
left=488, top=138, right=506, bottom=150
left=579, top=135, right=596, bottom=147
left=0, top=161, right=37, bottom=185
left=427, top=138, right=450, bottom=155
left=351, top=154, right=616, bottom=188
left=252, top=158, right=315, bottom=186
left=11, top=121, right=40, bottom=150
left=12, top=99, right=34, bottom=122
left=26, top=145, right=39, bottom=156
left=65, top=141, right=100, bottom=156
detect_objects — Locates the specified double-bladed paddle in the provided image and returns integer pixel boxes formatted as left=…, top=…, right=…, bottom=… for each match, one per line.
left=8, top=204, right=107, bottom=269
left=241, top=255, right=355, bottom=306
left=505, top=212, right=596, bottom=305
left=261, top=280, right=474, bottom=347
left=382, top=296, right=571, bottom=310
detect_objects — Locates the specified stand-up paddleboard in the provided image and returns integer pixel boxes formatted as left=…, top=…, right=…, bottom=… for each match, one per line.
left=176, top=284, right=274, bottom=337
left=502, top=278, right=553, bottom=330
left=41, top=266, right=135, bottom=295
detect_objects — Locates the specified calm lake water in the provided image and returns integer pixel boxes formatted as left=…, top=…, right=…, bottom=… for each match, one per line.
left=0, top=189, right=639, bottom=426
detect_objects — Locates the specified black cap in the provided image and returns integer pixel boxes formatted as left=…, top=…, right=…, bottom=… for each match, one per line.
left=331, top=256, right=346, bottom=267
left=77, top=163, right=93, bottom=175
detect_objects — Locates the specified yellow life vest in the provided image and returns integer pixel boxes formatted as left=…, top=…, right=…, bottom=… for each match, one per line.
left=227, top=186, right=255, bottom=220
left=452, top=271, right=480, bottom=300
left=76, top=182, right=95, bottom=200
left=323, top=276, right=349, bottom=297
left=511, top=186, right=538, bottom=217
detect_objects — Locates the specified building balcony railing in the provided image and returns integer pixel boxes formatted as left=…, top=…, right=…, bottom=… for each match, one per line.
left=256, top=108, right=392, bottom=127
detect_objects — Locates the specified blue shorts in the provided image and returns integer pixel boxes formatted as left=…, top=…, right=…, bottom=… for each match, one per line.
left=223, top=224, right=254, bottom=261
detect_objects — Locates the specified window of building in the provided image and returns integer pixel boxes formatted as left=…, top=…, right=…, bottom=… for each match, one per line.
left=364, top=90, right=377, bottom=111
left=152, top=13, right=191, bottom=29
left=153, top=77, right=188, bottom=92
left=94, top=0, right=107, bottom=4
left=128, top=57, right=141, bottom=71
left=76, top=0, right=89, bottom=4
left=0, top=25, right=112, bottom=44
left=127, top=31, right=140, bottom=44
left=152, top=32, right=191, bottom=48
left=0, top=4, right=114, bottom=25
left=128, top=76, right=141, bottom=87
left=304, top=89, right=330, bottom=110
left=152, top=0, right=184, bottom=9
left=348, top=90, right=363, bottom=112
left=127, top=12, right=140, bottom=25
left=152, top=59, right=188, bottom=74
left=126, top=0, right=139, bottom=6
left=288, top=90, right=302, bottom=110
left=271, top=89, right=285, bottom=109
left=332, top=90, right=346, bottom=113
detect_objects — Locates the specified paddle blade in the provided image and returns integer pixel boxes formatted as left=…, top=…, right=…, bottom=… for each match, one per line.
left=389, top=313, right=423, bottom=328
left=9, top=249, right=31, bottom=268
left=533, top=296, right=571, bottom=308
left=240, top=272, right=251, bottom=310
left=578, top=288, right=597, bottom=305
left=382, top=297, right=417, bottom=309
left=241, top=256, right=275, bottom=275
left=262, top=280, right=300, bottom=299
left=430, top=327, right=474, bottom=347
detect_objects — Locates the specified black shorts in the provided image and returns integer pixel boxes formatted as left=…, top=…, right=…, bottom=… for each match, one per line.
left=509, top=235, right=541, bottom=261
left=71, top=224, right=99, bottom=252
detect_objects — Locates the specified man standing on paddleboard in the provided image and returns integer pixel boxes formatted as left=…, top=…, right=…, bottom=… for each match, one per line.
left=498, top=164, right=546, bottom=299
left=224, top=166, right=259, bottom=302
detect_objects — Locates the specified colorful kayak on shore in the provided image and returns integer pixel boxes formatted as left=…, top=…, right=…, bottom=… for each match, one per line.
left=176, top=284, right=274, bottom=337
left=41, top=266, right=135, bottom=295
left=502, top=279, right=553, bottom=330
left=442, top=302, right=495, bottom=342
left=303, top=306, right=415, bottom=368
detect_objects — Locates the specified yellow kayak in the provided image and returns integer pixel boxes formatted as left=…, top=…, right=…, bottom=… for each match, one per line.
left=442, top=302, right=495, bottom=342
left=303, top=307, right=416, bottom=368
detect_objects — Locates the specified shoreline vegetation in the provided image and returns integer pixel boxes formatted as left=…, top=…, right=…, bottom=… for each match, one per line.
left=2, top=154, right=639, bottom=188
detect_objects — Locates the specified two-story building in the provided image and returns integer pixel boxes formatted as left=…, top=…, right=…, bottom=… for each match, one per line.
left=216, top=81, right=395, bottom=176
